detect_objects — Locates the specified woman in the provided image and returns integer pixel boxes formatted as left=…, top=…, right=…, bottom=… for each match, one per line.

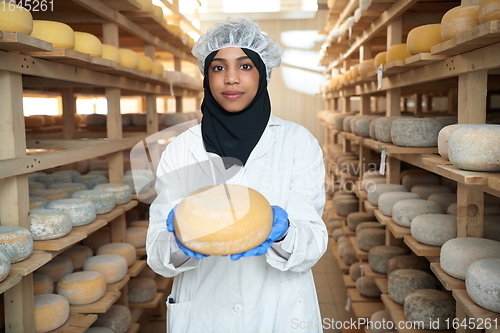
left=146, top=17, right=328, bottom=332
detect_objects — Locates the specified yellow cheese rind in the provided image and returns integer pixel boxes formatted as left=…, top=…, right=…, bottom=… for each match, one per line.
left=138, top=55, right=153, bottom=72
left=478, top=0, right=500, bottom=24
left=118, top=48, right=139, bottom=68
left=135, top=0, right=153, bottom=11
left=152, top=5, right=163, bottom=19
left=374, top=52, right=387, bottom=68
left=37, top=255, right=73, bottom=282
left=0, top=4, right=33, bottom=35
left=34, top=294, right=70, bottom=333
left=83, top=254, right=128, bottom=284
left=101, top=44, right=120, bottom=62
left=73, top=31, right=103, bottom=57
left=174, top=184, right=273, bottom=255
left=406, top=24, right=444, bottom=54
left=386, top=43, right=411, bottom=63
left=151, top=61, right=164, bottom=75
left=97, top=242, right=137, bottom=267
left=25, top=115, right=45, bottom=128
left=33, top=274, right=54, bottom=295
left=30, top=20, right=75, bottom=49
left=358, top=59, right=376, bottom=76
left=126, top=227, right=147, bottom=248
left=440, top=4, right=480, bottom=41
left=57, top=271, right=107, bottom=305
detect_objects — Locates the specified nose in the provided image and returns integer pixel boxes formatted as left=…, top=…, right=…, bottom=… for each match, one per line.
left=225, top=69, right=239, bottom=85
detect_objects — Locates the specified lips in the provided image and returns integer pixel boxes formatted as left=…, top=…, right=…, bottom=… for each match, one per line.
left=222, top=91, right=244, bottom=100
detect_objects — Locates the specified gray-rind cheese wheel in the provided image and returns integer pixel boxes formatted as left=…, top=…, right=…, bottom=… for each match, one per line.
left=388, top=269, right=437, bottom=304
left=428, top=192, right=457, bottom=212
left=347, top=212, right=375, bottom=231
left=404, top=289, right=455, bottom=329
left=465, top=258, right=500, bottom=313
left=356, top=222, right=384, bottom=234
left=342, top=243, right=357, bottom=266
left=411, top=214, right=456, bottom=246
left=94, top=305, right=131, bottom=333
left=30, top=209, right=73, bottom=241
left=48, top=182, right=87, bottom=195
left=94, top=183, right=132, bottom=205
left=392, top=199, right=443, bottom=227
left=410, top=184, right=453, bottom=200
left=36, top=174, right=72, bottom=187
left=438, top=124, right=464, bottom=159
left=30, top=189, right=70, bottom=201
left=357, top=228, right=386, bottom=252
left=354, top=116, right=379, bottom=137
left=343, top=115, right=356, bottom=133
left=441, top=237, right=500, bottom=280
left=37, top=255, right=74, bottom=282
left=367, top=184, right=408, bottom=206
left=46, top=198, right=97, bottom=226
left=30, top=196, right=48, bottom=210
left=375, top=117, right=412, bottom=143
left=369, top=246, right=408, bottom=274
left=391, top=118, right=443, bottom=147
left=361, top=177, right=386, bottom=192
left=402, top=171, right=440, bottom=191
left=448, top=124, right=500, bottom=171
left=378, top=192, right=422, bottom=217
left=0, top=226, right=33, bottom=263
left=74, top=175, right=108, bottom=189
left=386, top=255, right=429, bottom=276
left=72, top=190, right=116, bottom=214
left=29, top=182, right=45, bottom=192
left=356, top=276, right=381, bottom=298
left=334, top=198, right=359, bottom=217
left=0, top=251, right=11, bottom=283
left=369, top=310, right=397, bottom=333
left=128, top=277, right=157, bottom=303
left=331, top=228, right=344, bottom=241
left=333, top=114, right=354, bottom=131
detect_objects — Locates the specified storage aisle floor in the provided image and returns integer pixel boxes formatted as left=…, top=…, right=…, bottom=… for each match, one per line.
left=139, top=239, right=361, bottom=332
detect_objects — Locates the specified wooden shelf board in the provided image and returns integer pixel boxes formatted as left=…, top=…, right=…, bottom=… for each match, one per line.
left=421, top=155, right=453, bottom=167
left=489, top=176, right=500, bottom=192
left=363, top=139, right=384, bottom=151
left=351, top=302, right=386, bottom=320
left=431, top=20, right=500, bottom=56
left=349, top=236, right=369, bottom=261
left=436, top=164, right=493, bottom=186
left=430, top=262, right=465, bottom=291
left=119, top=200, right=138, bottom=212
left=126, top=323, right=140, bottom=333
left=364, top=200, right=376, bottom=213
left=99, top=206, right=125, bottom=222
left=51, top=313, right=97, bottom=333
left=101, top=65, right=162, bottom=83
left=375, top=277, right=388, bottom=294
left=128, top=260, right=147, bottom=277
left=386, top=218, right=411, bottom=239
left=404, top=53, right=448, bottom=69
left=131, top=307, right=144, bottom=323
left=33, top=229, right=87, bottom=252
left=0, top=274, right=22, bottom=294
left=360, top=263, right=386, bottom=279
left=10, top=251, right=52, bottom=276
left=73, top=218, right=108, bottom=236
left=374, top=209, right=391, bottom=226
left=70, top=291, right=121, bottom=314
left=404, top=236, right=441, bottom=257
left=348, top=287, right=381, bottom=302
left=384, top=144, right=439, bottom=155
left=0, top=31, right=52, bottom=52
left=453, top=289, right=500, bottom=333
left=107, top=275, right=130, bottom=292
left=136, top=247, right=146, bottom=256
left=26, top=48, right=93, bottom=66
left=83, top=56, right=117, bottom=71
left=343, top=274, right=357, bottom=288
left=129, top=292, right=164, bottom=309
left=383, top=60, right=407, bottom=75
left=101, top=0, right=142, bottom=11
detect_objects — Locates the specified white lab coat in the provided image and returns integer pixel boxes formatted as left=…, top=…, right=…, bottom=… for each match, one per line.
left=146, top=115, right=328, bottom=333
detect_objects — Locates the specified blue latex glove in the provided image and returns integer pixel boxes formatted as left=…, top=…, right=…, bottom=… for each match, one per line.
left=166, top=205, right=209, bottom=260
left=230, top=205, right=289, bottom=261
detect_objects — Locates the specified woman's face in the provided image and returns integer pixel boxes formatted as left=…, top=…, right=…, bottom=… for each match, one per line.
left=208, top=47, right=260, bottom=113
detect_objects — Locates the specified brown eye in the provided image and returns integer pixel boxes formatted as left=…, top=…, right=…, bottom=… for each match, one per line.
left=240, top=64, right=252, bottom=70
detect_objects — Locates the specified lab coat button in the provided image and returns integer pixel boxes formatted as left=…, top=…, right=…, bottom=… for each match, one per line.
left=233, top=304, right=243, bottom=312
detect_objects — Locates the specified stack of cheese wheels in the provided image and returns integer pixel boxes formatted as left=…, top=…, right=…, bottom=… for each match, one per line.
left=83, top=254, right=128, bottom=284
left=118, top=48, right=140, bottom=68
left=466, top=258, right=500, bottom=313
left=0, top=252, right=10, bottom=283
left=174, top=184, right=273, bottom=255
left=406, top=24, right=443, bottom=54
left=0, top=4, right=33, bottom=34
left=97, top=242, right=137, bottom=267
left=34, top=294, right=70, bottom=333
left=57, top=271, right=107, bottom=305
left=441, top=4, right=480, bottom=41
left=73, top=32, right=103, bottom=57
left=386, top=43, right=411, bottom=62
left=37, top=255, right=74, bottom=282
left=29, top=209, right=73, bottom=240
left=0, top=226, right=33, bottom=263
left=478, top=0, right=500, bottom=23
left=30, top=21, right=75, bottom=49
left=101, top=44, right=120, bottom=62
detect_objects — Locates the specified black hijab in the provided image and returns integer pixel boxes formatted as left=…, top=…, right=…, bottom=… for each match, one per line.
left=201, top=48, right=270, bottom=168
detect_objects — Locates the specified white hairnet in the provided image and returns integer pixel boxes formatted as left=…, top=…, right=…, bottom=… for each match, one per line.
left=192, top=17, right=283, bottom=82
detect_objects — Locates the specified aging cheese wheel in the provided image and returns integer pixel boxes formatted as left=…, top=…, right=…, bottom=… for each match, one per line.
left=97, top=242, right=136, bottom=267
left=126, top=227, right=147, bottom=248
left=478, top=0, right=500, bottom=23
left=138, top=55, right=153, bottom=72
left=356, top=276, right=382, bottom=298
left=388, top=269, right=437, bottom=304
left=392, top=199, right=443, bottom=228
left=48, top=183, right=86, bottom=195
left=349, top=262, right=363, bottom=281
left=30, top=209, right=73, bottom=241
left=367, top=184, right=408, bottom=206
left=391, top=118, right=443, bottom=147
left=356, top=222, right=384, bottom=234
left=374, top=117, right=412, bottom=143
left=74, top=174, right=108, bottom=189
left=135, top=0, right=153, bottom=11
left=128, top=277, right=157, bottom=303
left=354, top=116, right=379, bottom=137
left=174, top=185, right=273, bottom=255
left=101, top=44, right=120, bottom=62
left=331, top=228, right=344, bottom=241
left=25, top=115, right=45, bottom=128
left=370, top=310, right=396, bottom=333
left=441, top=4, right=480, bottom=41
left=374, top=52, right=387, bottom=68
left=441, top=237, right=500, bottom=280
left=428, top=192, right=457, bottom=212
left=30, top=20, right=75, bottom=49
left=386, top=43, right=411, bottom=63
left=30, top=196, right=48, bottom=210
left=369, top=245, right=408, bottom=274
left=410, top=184, right=453, bottom=200
left=410, top=214, right=456, bottom=246
left=57, top=271, right=107, bottom=305
left=73, top=32, right=103, bottom=57
left=404, top=289, right=455, bottom=329
left=406, top=24, right=443, bottom=54
left=334, top=198, right=359, bottom=217
left=347, top=212, right=375, bottom=231
left=34, top=294, right=70, bottom=333
left=342, top=242, right=357, bottom=266
left=31, top=189, right=70, bottom=201
left=466, top=258, right=500, bottom=313
left=84, top=254, right=128, bottom=284
left=33, top=274, right=54, bottom=295
left=46, top=198, right=96, bottom=226
left=358, top=59, right=376, bottom=76
left=0, top=226, right=33, bottom=263
left=0, top=251, right=10, bottom=283
left=386, top=255, right=429, bottom=276
left=151, top=61, right=164, bottom=75
left=357, top=228, right=386, bottom=252
left=72, top=190, right=116, bottom=214
left=94, top=183, right=132, bottom=205
left=42, top=115, right=56, bottom=127
left=37, top=255, right=74, bottom=282
left=118, top=48, right=139, bottom=68
left=438, top=124, right=464, bottom=160
left=378, top=192, right=422, bottom=217
left=84, top=114, right=107, bottom=127
left=94, top=305, right=131, bottom=333
left=60, top=245, right=93, bottom=269
left=0, top=4, right=33, bottom=35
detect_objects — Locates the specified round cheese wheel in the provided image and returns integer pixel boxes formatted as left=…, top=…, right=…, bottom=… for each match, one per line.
left=94, top=305, right=131, bottom=333
left=358, top=59, right=376, bottom=76
left=30, top=20, right=75, bottom=49
left=128, top=277, right=157, bottom=303
left=151, top=61, right=164, bottom=75
left=57, top=271, right=107, bottom=305
left=356, top=222, right=384, bottom=234
left=466, top=258, right=500, bottom=313
left=406, top=24, right=443, bottom=54
left=478, top=0, right=500, bottom=23
left=357, top=228, right=386, bottom=252
left=97, top=242, right=136, bottom=267
left=84, top=114, right=107, bottom=126
left=0, top=4, right=33, bottom=34
left=438, top=124, right=465, bottom=160
left=391, top=118, right=443, bottom=148
left=392, top=199, right=443, bottom=227
left=72, top=190, right=116, bottom=214
left=349, top=262, right=363, bottom=281
left=0, top=251, right=10, bottom=283
left=331, top=228, right=344, bottom=241
left=441, top=237, right=500, bottom=280
left=94, top=184, right=132, bottom=205
left=73, top=31, right=103, bottom=57
left=441, top=4, right=480, bottom=41
left=25, top=115, right=45, bottom=128
left=343, top=115, right=356, bottom=133
left=30, top=208, right=73, bottom=241
left=46, top=198, right=96, bottom=226
left=33, top=274, right=54, bottom=295
left=37, top=255, right=74, bottom=282
left=356, top=276, right=382, bottom=298
left=370, top=310, right=397, bottom=333
left=342, top=243, right=357, bottom=266
left=354, top=116, right=379, bottom=137
left=428, top=192, right=457, bottom=212
left=374, top=52, right=387, bottom=68
left=378, top=192, right=422, bottom=217
left=34, top=294, right=70, bottom=333
left=410, top=184, right=453, bottom=200
left=347, top=212, right=375, bottom=231
left=448, top=124, right=500, bottom=172
left=84, top=254, right=128, bottom=284
left=126, top=227, right=147, bottom=248
left=118, top=49, right=139, bottom=68
left=373, top=116, right=410, bottom=143
left=411, top=214, right=456, bottom=246
left=362, top=177, right=386, bottom=192
left=138, top=55, right=153, bottom=72
left=174, top=185, right=273, bottom=255
left=367, top=184, right=408, bottom=206
left=101, top=44, right=120, bottom=62
left=404, top=289, right=455, bottom=329
left=60, top=245, right=93, bottom=269
left=386, top=255, right=429, bottom=276
left=0, top=226, right=33, bottom=263
left=48, top=182, right=86, bottom=195
left=334, top=198, right=359, bottom=217
left=386, top=43, right=411, bottom=63
left=74, top=174, right=108, bottom=189
left=30, top=196, right=48, bottom=210
left=30, top=189, right=70, bottom=201
left=369, top=245, right=408, bottom=274
left=135, top=0, right=153, bottom=11
left=388, top=269, right=437, bottom=304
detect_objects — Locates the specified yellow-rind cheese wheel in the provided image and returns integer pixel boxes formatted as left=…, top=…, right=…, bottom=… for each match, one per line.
left=25, top=115, right=45, bottom=128
left=118, top=48, right=139, bottom=68
left=101, top=44, right=120, bottom=62
left=478, top=0, right=500, bottom=24
left=151, top=61, right=164, bottom=75
left=73, top=31, right=103, bottom=57
left=358, top=59, right=376, bottom=76
left=83, top=254, right=128, bottom=284
left=174, top=184, right=273, bottom=255
left=37, top=255, right=73, bottom=282
left=57, top=271, right=107, bottom=305
left=138, top=55, right=153, bottom=72
left=386, top=43, right=411, bottom=63
left=97, top=242, right=137, bottom=267
left=374, top=51, right=387, bottom=68
left=34, top=294, right=70, bottom=333
left=167, top=23, right=182, bottom=37
left=135, top=0, right=153, bottom=12
left=0, top=4, right=33, bottom=35
left=406, top=24, right=443, bottom=55
left=33, top=274, right=54, bottom=295
left=126, top=227, right=147, bottom=248
left=152, top=5, right=163, bottom=19
left=440, top=4, right=480, bottom=41
left=30, top=20, right=75, bottom=49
